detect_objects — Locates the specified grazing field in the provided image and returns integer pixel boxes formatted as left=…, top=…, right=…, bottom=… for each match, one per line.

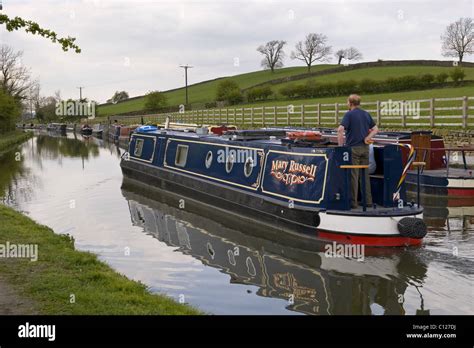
left=97, top=65, right=336, bottom=117
left=96, top=62, right=474, bottom=121
left=270, top=66, right=474, bottom=94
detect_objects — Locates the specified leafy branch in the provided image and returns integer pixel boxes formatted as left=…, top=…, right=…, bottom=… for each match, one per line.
left=0, top=14, right=81, bottom=53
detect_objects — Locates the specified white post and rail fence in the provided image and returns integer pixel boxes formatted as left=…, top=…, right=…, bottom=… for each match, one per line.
left=107, top=96, right=474, bottom=129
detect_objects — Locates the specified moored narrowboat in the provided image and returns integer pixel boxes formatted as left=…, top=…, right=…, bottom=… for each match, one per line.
left=120, top=125, right=427, bottom=247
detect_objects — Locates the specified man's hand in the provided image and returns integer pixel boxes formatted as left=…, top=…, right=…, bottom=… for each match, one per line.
left=337, top=125, right=345, bottom=146
left=365, top=125, right=379, bottom=144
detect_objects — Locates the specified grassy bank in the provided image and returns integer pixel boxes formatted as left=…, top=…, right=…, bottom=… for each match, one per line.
left=0, top=205, right=202, bottom=315
left=0, top=131, right=33, bottom=155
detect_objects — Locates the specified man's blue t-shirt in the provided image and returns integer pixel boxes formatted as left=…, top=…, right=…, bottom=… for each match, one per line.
left=340, top=108, right=376, bottom=147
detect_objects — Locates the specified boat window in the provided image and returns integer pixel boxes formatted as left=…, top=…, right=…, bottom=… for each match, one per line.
left=134, top=138, right=144, bottom=157
left=175, top=145, right=189, bottom=167
left=205, top=151, right=213, bottom=169
left=225, top=153, right=235, bottom=174
left=244, top=157, right=254, bottom=177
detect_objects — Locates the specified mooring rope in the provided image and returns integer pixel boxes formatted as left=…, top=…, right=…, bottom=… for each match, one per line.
left=393, top=143, right=416, bottom=201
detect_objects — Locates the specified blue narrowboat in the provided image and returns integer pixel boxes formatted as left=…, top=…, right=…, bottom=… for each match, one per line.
left=120, top=126, right=427, bottom=247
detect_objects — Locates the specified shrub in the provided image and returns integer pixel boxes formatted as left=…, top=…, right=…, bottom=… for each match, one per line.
left=419, top=74, right=435, bottom=86
left=144, top=91, right=168, bottom=112
left=450, top=68, right=466, bottom=84
left=246, top=86, right=273, bottom=102
left=204, top=101, right=217, bottom=109
left=435, top=72, right=449, bottom=84
left=216, top=80, right=243, bottom=104
left=226, top=90, right=244, bottom=105
left=358, top=78, right=380, bottom=94
left=334, top=80, right=357, bottom=95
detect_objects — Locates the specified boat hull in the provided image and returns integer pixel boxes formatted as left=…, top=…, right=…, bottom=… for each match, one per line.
left=121, top=158, right=423, bottom=247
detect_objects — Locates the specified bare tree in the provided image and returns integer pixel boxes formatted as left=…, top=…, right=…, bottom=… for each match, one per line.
left=0, top=45, right=34, bottom=100
left=291, top=33, right=331, bottom=72
left=335, top=49, right=346, bottom=65
left=345, top=47, right=363, bottom=62
left=441, top=17, right=474, bottom=63
left=257, top=40, right=286, bottom=72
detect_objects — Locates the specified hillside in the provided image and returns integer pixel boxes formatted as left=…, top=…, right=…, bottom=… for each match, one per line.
left=96, top=61, right=474, bottom=118
left=97, top=65, right=336, bottom=117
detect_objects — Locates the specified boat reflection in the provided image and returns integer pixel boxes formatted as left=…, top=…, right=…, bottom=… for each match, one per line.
left=121, top=180, right=431, bottom=315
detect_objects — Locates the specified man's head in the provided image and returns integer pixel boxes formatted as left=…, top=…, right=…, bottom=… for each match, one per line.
left=347, top=94, right=361, bottom=110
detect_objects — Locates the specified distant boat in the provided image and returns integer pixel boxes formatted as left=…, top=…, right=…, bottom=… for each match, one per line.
left=92, top=124, right=104, bottom=137
left=81, top=125, right=93, bottom=135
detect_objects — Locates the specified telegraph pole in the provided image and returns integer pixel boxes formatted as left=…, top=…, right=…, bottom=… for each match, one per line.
left=77, top=86, right=84, bottom=101
left=179, top=65, right=193, bottom=105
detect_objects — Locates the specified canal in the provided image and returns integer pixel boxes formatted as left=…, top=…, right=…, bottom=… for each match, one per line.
left=0, top=132, right=472, bottom=315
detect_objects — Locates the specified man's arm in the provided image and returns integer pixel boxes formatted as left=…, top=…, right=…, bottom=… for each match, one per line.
left=365, top=125, right=379, bottom=144
left=337, top=125, right=345, bottom=146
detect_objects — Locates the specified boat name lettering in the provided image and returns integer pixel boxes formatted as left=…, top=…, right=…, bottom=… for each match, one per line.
left=270, top=160, right=317, bottom=185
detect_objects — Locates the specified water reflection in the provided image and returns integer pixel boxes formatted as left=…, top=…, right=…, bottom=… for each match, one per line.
left=36, top=133, right=100, bottom=161
left=121, top=181, right=430, bottom=315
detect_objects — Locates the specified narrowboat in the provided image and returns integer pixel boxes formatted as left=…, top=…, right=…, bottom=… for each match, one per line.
left=267, top=127, right=474, bottom=198
left=81, top=124, right=93, bottom=135
left=120, top=125, right=427, bottom=247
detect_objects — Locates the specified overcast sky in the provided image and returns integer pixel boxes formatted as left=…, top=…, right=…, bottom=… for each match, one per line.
left=1, top=0, right=473, bottom=103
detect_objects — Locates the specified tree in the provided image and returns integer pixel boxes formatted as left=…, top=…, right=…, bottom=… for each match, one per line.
left=0, top=14, right=80, bottom=53
left=144, top=91, right=167, bottom=112
left=0, top=89, right=20, bottom=132
left=0, top=45, right=35, bottom=100
left=441, top=17, right=474, bottom=63
left=335, top=47, right=363, bottom=64
left=291, top=33, right=331, bottom=72
left=345, top=47, right=363, bottom=62
left=335, top=49, right=346, bottom=65
left=216, top=80, right=243, bottom=105
left=257, top=40, right=286, bottom=72
left=107, top=91, right=129, bottom=104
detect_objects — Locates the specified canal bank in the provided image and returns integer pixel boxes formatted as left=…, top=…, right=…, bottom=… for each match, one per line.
left=0, top=204, right=202, bottom=315
left=0, top=131, right=33, bottom=156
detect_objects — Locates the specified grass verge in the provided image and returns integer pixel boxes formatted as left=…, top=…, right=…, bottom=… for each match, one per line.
left=0, top=205, right=202, bottom=315
left=0, top=131, right=33, bottom=156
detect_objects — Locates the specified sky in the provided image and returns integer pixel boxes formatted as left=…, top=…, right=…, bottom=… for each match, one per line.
left=1, top=0, right=473, bottom=103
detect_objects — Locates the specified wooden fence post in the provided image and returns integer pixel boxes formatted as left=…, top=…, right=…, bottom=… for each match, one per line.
left=430, top=98, right=435, bottom=127
left=462, top=96, right=468, bottom=129
left=376, top=100, right=381, bottom=126
left=273, top=106, right=277, bottom=126
left=301, top=104, right=305, bottom=126
left=317, top=103, right=321, bottom=126
left=287, top=106, right=290, bottom=125
left=335, top=103, right=339, bottom=125
left=401, top=100, right=406, bottom=127
left=250, top=108, right=254, bottom=127
left=262, top=107, right=266, bottom=127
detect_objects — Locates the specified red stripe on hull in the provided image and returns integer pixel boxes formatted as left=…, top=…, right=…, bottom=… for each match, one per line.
left=448, top=188, right=474, bottom=197
left=317, top=231, right=422, bottom=247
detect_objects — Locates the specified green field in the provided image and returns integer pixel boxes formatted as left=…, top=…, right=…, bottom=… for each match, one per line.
left=271, top=66, right=474, bottom=94
left=96, top=63, right=474, bottom=119
left=98, top=65, right=336, bottom=117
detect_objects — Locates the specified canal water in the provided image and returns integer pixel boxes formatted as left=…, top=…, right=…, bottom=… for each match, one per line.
left=0, top=132, right=472, bottom=315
